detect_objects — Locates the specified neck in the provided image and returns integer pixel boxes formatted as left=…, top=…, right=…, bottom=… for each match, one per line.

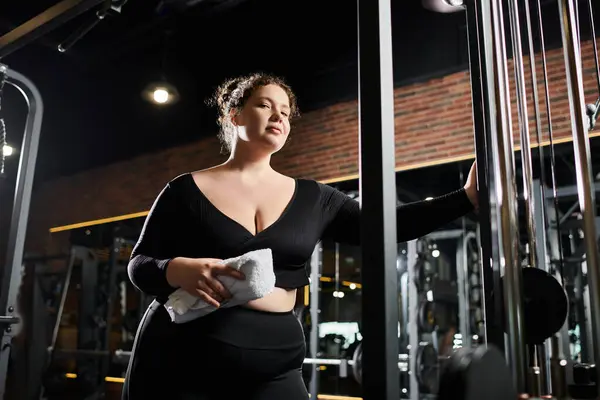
left=223, top=146, right=273, bottom=179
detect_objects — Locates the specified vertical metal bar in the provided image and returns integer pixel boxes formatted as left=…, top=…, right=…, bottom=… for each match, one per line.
left=489, top=0, right=528, bottom=391
left=523, top=0, right=555, bottom=281
left=0, top=65, right=43, bottom=399
left=334, top=243, right=340, bottom=332
left=508, top=0, right=538, bottom=271
left=100, top=234, right=120, bottom=388
left=557, top=0, right=600, bottom=386
left=39, top=249, right=78, bottom=400
left=582, top=281, right=594, bottom=363
left=466, top=0, right=527, bottom=390
left=407, top=240, right=419, bottom=400
left=51, top=250, right=76, bottom=353
left=532, top=181, right=550, bottom=273
left=532, top=180, right=553, bottom=395
left=532, top=0, right=568, bottom=286
left=74, top=246, right=100, bottom=395
left=464, top=0, right=505, bottom=353
left=357, top=0, right=399, bottom=398
left=457, top=233, right=471, bottom=348
left=29, top=268, right=50, bottom=400
left=309, top=243, right=322, bottom=399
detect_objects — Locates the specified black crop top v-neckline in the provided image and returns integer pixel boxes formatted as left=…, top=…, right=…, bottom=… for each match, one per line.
left=184, top=173, right=299, bottom=239
left=127, top=172, right=475, bottom=299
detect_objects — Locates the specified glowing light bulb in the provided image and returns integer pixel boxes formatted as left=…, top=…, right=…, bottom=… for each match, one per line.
left=153, top=88, right=169, bottom=104
left=2, top=145, right=13, bottom=157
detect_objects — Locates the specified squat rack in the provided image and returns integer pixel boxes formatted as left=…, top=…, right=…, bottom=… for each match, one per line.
left=0, top=65, right=43, bottom=399
left=0, top=1, right=107, bottom=398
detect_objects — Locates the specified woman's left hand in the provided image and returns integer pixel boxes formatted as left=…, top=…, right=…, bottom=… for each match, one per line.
left=464, top=161, right=479, bottom=211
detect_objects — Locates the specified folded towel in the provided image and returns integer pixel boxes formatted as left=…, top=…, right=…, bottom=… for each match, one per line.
left=164, top=248, right=275, bottom=323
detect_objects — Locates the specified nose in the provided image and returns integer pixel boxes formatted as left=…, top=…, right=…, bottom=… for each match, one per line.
left=270, top=109, right=284, bottom=122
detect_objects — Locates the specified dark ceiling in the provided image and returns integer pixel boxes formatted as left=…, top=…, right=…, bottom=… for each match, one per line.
left=0, top=0, right=599, bottom=205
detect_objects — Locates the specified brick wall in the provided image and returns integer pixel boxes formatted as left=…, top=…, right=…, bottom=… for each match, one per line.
left=19, top=38, right=600, bottom=255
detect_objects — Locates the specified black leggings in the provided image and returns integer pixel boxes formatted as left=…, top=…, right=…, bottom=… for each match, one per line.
left=122, top=301, right=308, bottom=400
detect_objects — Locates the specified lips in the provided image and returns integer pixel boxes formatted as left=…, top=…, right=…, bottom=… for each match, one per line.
left=266, top=126, right=282, bottom=134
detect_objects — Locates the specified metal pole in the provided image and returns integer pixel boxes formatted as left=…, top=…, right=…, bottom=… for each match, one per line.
left=489, top=0, right=528, bottom=391
left=466, top=0, right=528, bottom=390
left=0, top=65, right=44, bottom=399
left=532, top=181, right=550, bottom=273
left=309, top=243, right=322, bottom=399
left=459, top=232, right=478, bottom=349
left=464, top=0, right=506, bottom=353
left=407, top=240, right=419, bottom=400
left=357, top=0, right=399, bottom=398
left=557, top=0, right=600, bottom=386
left=507, top=0, right=538, bottom=271
left=531, top=180, right=553, bottom=395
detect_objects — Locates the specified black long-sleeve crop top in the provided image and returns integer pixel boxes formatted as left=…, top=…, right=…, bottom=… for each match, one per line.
left=127, top=173, right=474, bottom=302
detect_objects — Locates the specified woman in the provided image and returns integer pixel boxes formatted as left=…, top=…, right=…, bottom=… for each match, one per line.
left=122, top=72, right=478, bottom=399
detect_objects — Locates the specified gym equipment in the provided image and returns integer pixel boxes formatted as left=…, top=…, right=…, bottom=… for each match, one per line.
left=556, top=0, right=600, bottom=387
left=351, top=341, right=363, bottom=385
left=0, top=64, right=43, bottom=399
left=437, top=346, right=517, bottom=400
left=569, top=363, right=598, bottom=399
left=413, top=240, right=435, bottom=293
left=494, top=268, right=569, bottom=345
left=450, top=0, right=600, bottom=396
left=415, top=343, right=438, bottom=394
left=0, top=70, right=7, bottom=179
left=418, top=300, right=435, bottom=333
left=37, top=229, right=144, bottom=399
left=356, top=0, right=404, bottom=396
left=417, top=300, right=457, bottom=334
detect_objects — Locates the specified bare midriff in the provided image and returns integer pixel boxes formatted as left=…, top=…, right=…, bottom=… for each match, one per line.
left=242, top=287, right=297, bottom=312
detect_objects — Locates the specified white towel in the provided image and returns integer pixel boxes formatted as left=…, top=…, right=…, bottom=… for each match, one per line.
left=164, top=248, right=275, bottom=323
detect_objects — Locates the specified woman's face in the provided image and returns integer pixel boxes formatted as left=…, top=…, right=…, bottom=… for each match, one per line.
left=232, top=84, right=292, bottom=153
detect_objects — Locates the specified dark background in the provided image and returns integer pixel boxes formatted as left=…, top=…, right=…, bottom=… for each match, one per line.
left=1, top=0, right=595, bottom=186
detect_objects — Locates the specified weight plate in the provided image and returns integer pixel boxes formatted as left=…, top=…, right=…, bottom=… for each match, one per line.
left=522, top=268, right=569, bottom=344
left=351, top=341, right=363, bottom=385
left=496, top=267, right=569, bottom=345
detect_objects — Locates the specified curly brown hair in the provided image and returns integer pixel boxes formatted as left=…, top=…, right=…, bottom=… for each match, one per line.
left=208, top=72, right=300, bottom=153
